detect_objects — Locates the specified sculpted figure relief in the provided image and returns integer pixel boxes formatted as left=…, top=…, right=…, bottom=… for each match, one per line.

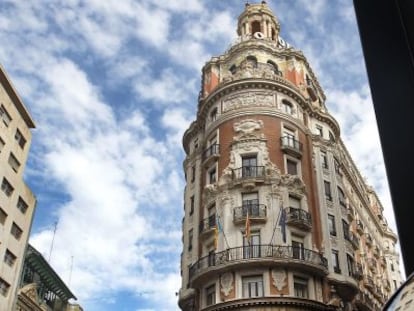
left=220, top=272, right=234, bottom=296
left=223, top=92, right=274, bottom=112
left=271, top=269, right=287, bottom=291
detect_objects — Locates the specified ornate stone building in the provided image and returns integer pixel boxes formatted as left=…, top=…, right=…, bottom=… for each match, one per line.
left=178, top=2, right=403, bottom=311
left=0, top=64, right=37, bottom=310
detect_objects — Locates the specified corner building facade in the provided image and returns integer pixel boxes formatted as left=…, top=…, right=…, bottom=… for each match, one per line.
left=179, top=3, right=403, bottom=311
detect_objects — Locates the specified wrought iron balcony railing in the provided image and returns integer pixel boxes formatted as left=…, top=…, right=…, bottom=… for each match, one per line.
left=199, top=215, right=216, bottom=235
left=286, top=207, right=312, bottom=231
left=280, top=136, right=303, bottom=157
left=233, top=204, right=267, bottom=223
left=189, top=245, right=328, bottom=280
left=232, top=166, right=265, bottom=180
left=202, top=144, right=220, bottom=160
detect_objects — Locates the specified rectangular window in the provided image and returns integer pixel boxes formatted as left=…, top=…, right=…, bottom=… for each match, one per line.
left=4, top=249, right=16, bottom=267
left=208, top=249, right=215, bottom=267
left=17, top=197, right=28, bottom=214
left=334, top=158, right=341, bottom=175
left=332, top=250, right=340, bottom=273
left=320, top=151, right=328, bottom=169
left=292, top=240, right=305, bottom=260
left=346, top=254, right=354, bottom=277
left=0, top=137, right=4, bottom=152
left=316, top=125, right=323, bottom=136
left=188, top=229, right=193, bottom=251
left=0, top=105, right=12, bottom=127
left=242, top=155, right=258, bottom=177
left=1, top=178, right=14, bottom=197
left=208, top=166, right=217, bottom=184
left=189, top=196, right=194, bottom=216
left=324, top=180, right=332, bottom=201
left=0, top=207, right=7, bottom=224
left=293, top=276, right=308, bottom=298
left=210, top=108, right=218, bottom=122
left=286, top=159, right=298, bottom=175
left=328, top=214, right=336, bottom=236
left=0, top=277, right=10, bottom=297
left=242, top=275, right=263, bottom=298
left=191, top=166, right=195, bottom=183
left=242, top=192, right=259, bottom=217
left=243, top=231, right=260, bottom=258
left=15, top=129, right=26, bottom=149
left=11, top=222, right=23, bottom=240
left=8, top=153, right=20, bottom=173
left=342, top=220, right=350, bottom=240
left=338, top=187, right=346, bottom=207
left=206, top=284, right=216, bottom=306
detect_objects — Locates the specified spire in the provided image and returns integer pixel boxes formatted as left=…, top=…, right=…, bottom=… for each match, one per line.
left=237, top=1, right=280, bottom=42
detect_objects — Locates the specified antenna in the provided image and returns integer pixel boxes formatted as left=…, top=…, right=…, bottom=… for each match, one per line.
left=48, top=220, right=58, bottom=262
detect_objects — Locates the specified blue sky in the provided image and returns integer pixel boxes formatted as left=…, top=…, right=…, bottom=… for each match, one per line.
left=0, top=0, right=404, bottom=310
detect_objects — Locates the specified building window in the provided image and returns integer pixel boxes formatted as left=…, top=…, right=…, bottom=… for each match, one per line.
left=292, top=240, right=305, bottom=260
left=316, top=125, right=323, bottom=136
left=391, top=262, right=395, bottom=271
left=0, top=207, right=7, bottom=225
left=4, top=249, right=16, bottom=267
left=189, top=196, right=194, bottom=216
left=210, top=108, right=218, bottom=122
left=241, top=155, right=258, bottom=177
left=243, top=231, right=260, bottom=258
left=1, top=178, right=14, bottom=197
left=242, top=192, right=259, bottom=216
left=0, top=277, right=10, bottom=297
left=0, top=137, right=4, bottom=152
left=0, top=105, right=12, bottom=127
left=293, top=276, right=308, bottom=298
left=246, top=55, right=258, bottom=68
left=193, top=138, right=199, bottom=150
left=188, top=229, right=193, bottom=251
left=346, top=254, right=354, bottom=277
left=328, top=214, right=337, bottom=236
left=342, top=220, right=350, bottom=240
left=206, top=284, right=216, bottom=306
left=334, top=158, right=341, bottom=175
left=242, top=275, right=263, bottom=298
left=332, top=250, right=340, bottom=273
left=208, top=249, right=215, bottom=267
left=329, top=131, right=335, bottom=142
left=281, top=100, right=293, bottom=115
left=320, top=151, right=328, bottom=169
left=286, top=158, right=298, bottom=175
left=229, top=64, right=237, bottom=75
left=338, top=187, right=346, bottom=207
left=191, top=166, right=195, bottom=183
left=8, top=153, right=20, bottom=173
left=267, top=60, right=281, bottom=76
left=15, top=129, right=26, bottom=149
left=251, top=21, right=261, bottom=34
left=324, top=180, right=332, bottom=201
left=208, top=166, right=217, bottom=184
left=17, top=197, right=28, bottom=214
left=11, top=222, right=23, bottom=240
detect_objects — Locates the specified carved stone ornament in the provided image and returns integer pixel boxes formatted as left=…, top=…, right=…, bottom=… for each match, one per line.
left=233, top=119, right=264, bottom=139
left=20, top=283, right=39, bottom=302
left=220, top=272, right=234, bottom=296
left=223, top=91, right=275, bottom=112
left=203, top=183, right=218, bottom=203
left=271, top=269, right=287, bottom=291
left=280, top=174, right=306, bottom=195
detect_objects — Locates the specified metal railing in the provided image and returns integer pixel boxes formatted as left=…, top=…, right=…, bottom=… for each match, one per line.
left=232, top=166, right=265, bottom=180
left=189, top=245, right=328, bottom=279
left=280, top=136, right=303, bottom=152
left=286, top=207, right=312, bottom=227
left=202, top=144, right=220, bottom=160
left=233, top=204, right=267, bottom=222
left=199, top=215, right=216, bottom=234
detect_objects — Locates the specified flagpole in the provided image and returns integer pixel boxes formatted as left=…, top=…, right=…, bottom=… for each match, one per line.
left=269, top=205, right=282, bottom=245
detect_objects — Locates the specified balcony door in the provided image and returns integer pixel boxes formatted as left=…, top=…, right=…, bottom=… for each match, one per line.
left=242, top=155, right=257, bottom=177
left=292, top=239, right=305, bottom=260
left=242, top=192, right=259, bottom=217
left=243, top=232, right=260, bottom=259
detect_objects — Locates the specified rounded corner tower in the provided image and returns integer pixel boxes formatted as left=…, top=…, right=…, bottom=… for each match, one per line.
left=179, top=2, right=403, bottom=311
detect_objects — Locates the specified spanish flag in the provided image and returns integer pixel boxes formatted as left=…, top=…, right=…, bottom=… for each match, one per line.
left=245, top=210, right=251, bottom=244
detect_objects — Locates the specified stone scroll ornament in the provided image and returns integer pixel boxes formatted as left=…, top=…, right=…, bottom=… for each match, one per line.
left=271, top=269, right=287, bottom=291
left=220, top=272, right=234, bottom=296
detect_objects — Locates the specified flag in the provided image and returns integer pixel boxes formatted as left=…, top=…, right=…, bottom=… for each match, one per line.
left=245, top=210, right=251, bottom=244
left=214, top=214, right=222, bottom=250
left=279, top=207, right=287, bottom=243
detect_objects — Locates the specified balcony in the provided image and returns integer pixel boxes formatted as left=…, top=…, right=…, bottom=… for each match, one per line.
left=356, top=220, right=364, bottom=234
left=202, top=144, right=220, bottom=165
left=286, top=207, right=312, bottom=231
left=352, top=263, right=363, bottom=280
left=355, top=292, right=375, bottom=311
left=346, top=232, right=360, bottom=250
left=233, top=204, right=267, bottom=224
left=232, top=166, right=265, bottom=188
left=280, top=136, right=303, bottom=158
left=199, top=215, right=216, bottom=238
left=189, top=245, right=328, bottom=283
left=347, top=207, right=355, bottom=221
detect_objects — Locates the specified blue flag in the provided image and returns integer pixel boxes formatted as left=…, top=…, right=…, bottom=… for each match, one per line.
left=279, top=208, right=287, bottom=243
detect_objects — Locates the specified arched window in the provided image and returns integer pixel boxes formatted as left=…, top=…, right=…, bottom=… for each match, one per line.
left=246, top=55, right=258, bottom=68
left=229, top=64, right=237, bottom=75
left=271, top=28, right=276, bottom=40
left=267, top=60, right=281, bottom=76
left=338, top=187, right=346, bottom=207
left=251, top=21, right=261, bottom=35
